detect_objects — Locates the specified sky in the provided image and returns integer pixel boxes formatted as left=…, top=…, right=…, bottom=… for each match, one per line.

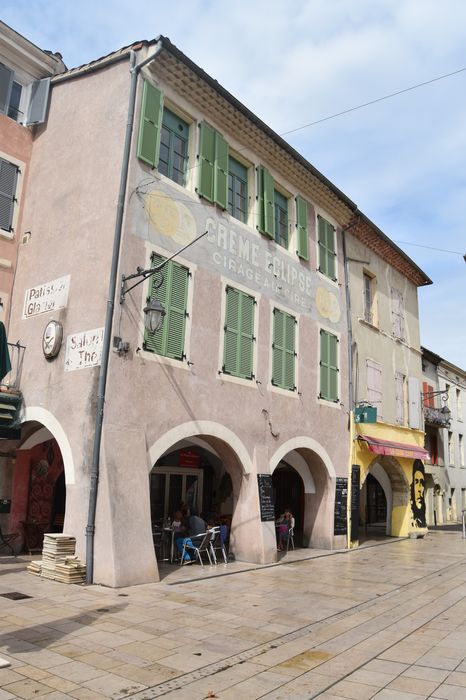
left=4, top=0, right=466, bottom=369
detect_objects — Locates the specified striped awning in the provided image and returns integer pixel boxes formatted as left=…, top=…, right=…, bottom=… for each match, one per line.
left=357, top=434, right=429, bottom=461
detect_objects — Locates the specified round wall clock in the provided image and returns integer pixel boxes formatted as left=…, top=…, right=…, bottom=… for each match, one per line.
left=42, top=320, right=63, bottom=359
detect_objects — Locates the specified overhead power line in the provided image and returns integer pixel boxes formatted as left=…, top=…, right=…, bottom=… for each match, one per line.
left=394, top=240, right=464, bottom=257
left=280, top=67, right=466, bottom=136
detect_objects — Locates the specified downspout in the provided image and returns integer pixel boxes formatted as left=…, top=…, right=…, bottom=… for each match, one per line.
left=86, top=41, right=164, bottom=584
left=342, top=224, right=355, bottom=549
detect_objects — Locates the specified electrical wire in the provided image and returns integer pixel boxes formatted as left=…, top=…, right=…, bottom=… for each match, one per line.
left=280, top=66, right=466, bottom=136
left=393, top=240, right=464, bottom=256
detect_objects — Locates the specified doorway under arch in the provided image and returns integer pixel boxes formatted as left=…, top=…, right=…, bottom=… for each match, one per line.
left=272, top=462, right=304, bottom=545
left=358, top=456, right=409, bottom=540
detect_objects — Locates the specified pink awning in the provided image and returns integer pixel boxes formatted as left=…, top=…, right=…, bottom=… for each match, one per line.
left=357, top=434, right=429, bottom=461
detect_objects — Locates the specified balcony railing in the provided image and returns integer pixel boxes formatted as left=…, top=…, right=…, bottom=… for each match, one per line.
left=0, top=341, right=25, bottom=391
left=424, top=405, right=451, bottom=428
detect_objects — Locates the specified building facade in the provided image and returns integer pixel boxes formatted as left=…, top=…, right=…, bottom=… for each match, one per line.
left=0, top=21, right=65, bottom=328
left=2, top=35, right=431, bottom=586
left=437, top=358, right=466, bottom=521
left=345, top=220, right=431, bottom=543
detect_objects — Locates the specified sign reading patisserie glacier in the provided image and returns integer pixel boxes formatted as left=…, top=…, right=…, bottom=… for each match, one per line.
left=23, top=275, right=70, bottom=318
left=64, top=327, right=104, bottom=372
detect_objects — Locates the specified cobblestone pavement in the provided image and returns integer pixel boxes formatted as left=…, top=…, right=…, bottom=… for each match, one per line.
left=1, top=531, right=466, bottom=699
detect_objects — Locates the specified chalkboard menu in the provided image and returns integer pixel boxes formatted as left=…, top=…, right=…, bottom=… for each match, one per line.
left=334, top=477, right=348, bottom=535
left=0, top=499, right=11, bottom=513
left=257, top=474, right=275, bottom=522
left=350, top=465, right=361, bottom=541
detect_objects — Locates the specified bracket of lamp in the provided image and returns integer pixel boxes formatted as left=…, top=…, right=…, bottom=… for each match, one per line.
left=119, top=229, right=209, bottom=337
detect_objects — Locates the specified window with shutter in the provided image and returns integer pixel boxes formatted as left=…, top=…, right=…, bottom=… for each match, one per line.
left=272, top=308, right=296, bottom=390
left=296, top=196, right=309, bottom=260
left=317, top=215, right=336, bottom=280
left=257, top=166, right=274, bottom=238
left=395, top=371, right=405, bottom=424
left=0, top=158, right=19, bottom=232
left=390, top=287, right=405, bottom=340
left=366, top=359, right=383, bottom=418
left=274, top=190, right=288, bottom=248
left=0, top=63, right=14, bottom=116
left=137, top=80, right=164, bottom=168
left=223, top=286, right=255, bottom=379
left=197, top=122, right=228, bottom=208
left=143, top=253, right=189, bottom=360
left=319, top=330, right=339, bottom=402
left=228, top=157, right=248, bottom=223
left=159, top=108, right=189, bottom=186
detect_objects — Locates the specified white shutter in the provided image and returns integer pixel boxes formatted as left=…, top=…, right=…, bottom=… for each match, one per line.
left=27, top=78, right=51, bottom=125
left=408, top=376, right=421, bottom=429
left=395, top=372, right=405, bottom=424
left=0, top=63, right=14, bottom=115
left=366, top=359, right=382, bottom=418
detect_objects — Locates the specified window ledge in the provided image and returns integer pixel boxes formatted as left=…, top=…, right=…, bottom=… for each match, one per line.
left=0, top=229, right=14, bottom=241
left=217, top=372, right=257, bottom=389
left=358, top=317, right=380, bottom=332
left=269, top=383, right=300, bottom=399
left=317, top=396, right=342, bottom=410
left=138, top=349, right=192, bottom=371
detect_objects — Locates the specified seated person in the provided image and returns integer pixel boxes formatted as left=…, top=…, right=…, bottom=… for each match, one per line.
left=175, top=508, right=207, bottom=563
left=172, top=510, right=184, bottom=530
left=276, top=508, right=295, bottom=551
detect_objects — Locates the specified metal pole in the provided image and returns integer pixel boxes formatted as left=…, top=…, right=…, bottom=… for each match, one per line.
left=462, top=509, right=466, bottom=539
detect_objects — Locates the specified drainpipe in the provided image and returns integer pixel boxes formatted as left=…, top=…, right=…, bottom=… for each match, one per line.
left=86, top=41, right=164, bottom=584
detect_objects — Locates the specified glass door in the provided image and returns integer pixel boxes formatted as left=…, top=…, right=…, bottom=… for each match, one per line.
left=150, top=467, right=203, bottom=522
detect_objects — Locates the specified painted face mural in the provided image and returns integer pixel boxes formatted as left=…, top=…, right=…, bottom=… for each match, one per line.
left=410, top=459, right=426, bottom=528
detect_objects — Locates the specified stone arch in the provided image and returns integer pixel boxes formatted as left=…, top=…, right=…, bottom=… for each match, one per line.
left=21, top=406, right=75, bottom=485
left=148, top=420, right=253, bottom=475
left=361, top=456, right=410, bottom=537
left=269, top=437, right=337, bottom=550
left=269, top=436, right=336, bottom=481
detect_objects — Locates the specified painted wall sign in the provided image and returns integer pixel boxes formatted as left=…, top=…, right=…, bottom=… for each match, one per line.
left=23, top=275, right=70, bottom=319
left=257, top=474, right=276, bottom=522
left=133, top=187, right=345, bottom=324
left=64, top=327, right=104, bottom=372
left=334, top=476, right=348, bottom=535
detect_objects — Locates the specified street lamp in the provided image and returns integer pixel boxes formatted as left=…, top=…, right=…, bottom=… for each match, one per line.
left=120, top=263, right=166, bottom=334
left=143, top=297, right=166, bottom=333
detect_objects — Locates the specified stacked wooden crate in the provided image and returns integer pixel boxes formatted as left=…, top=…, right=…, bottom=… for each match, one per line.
left=27, top=534, right=86, bottom=584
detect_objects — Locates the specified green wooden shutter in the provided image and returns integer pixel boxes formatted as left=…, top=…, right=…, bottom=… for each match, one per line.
left=239, top=292, right=255, bottom=379
left=223, top=287, right=240, bottom=375
left=272, top=309, right=284, bottom=387
left=223, top=287, right=254, bottom=379
left=137, top=81, right=164, bottom=168
left=144, top=254, right=188, bottom=360
left=198, top=122, right=216, bottom=202
left=318, top=216, right=336, bottom=280
left=272, top=309, right=295, bottom=390
left=320, top=330, right=338, bottom=402
left=198, top=123, right=228, bottom=208
left=283, top=313, right=296, bottom=390
left=214, top=131, right=228, bottom=209
left=257, top=166, right=274, bottom=238
left=296, top=196, right=309, bottom=260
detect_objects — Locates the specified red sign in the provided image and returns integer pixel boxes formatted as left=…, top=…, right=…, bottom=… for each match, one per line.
left=179, top=449, right=200, bottom=468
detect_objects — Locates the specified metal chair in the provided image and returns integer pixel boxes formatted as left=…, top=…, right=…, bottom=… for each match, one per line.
left=180, top=531, right=214, bottom=566
left=286, top=526, right=295, bottom=552
left=209, top=526, right=228, bottom=564
left=0, top=524, right=18, bottom=556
